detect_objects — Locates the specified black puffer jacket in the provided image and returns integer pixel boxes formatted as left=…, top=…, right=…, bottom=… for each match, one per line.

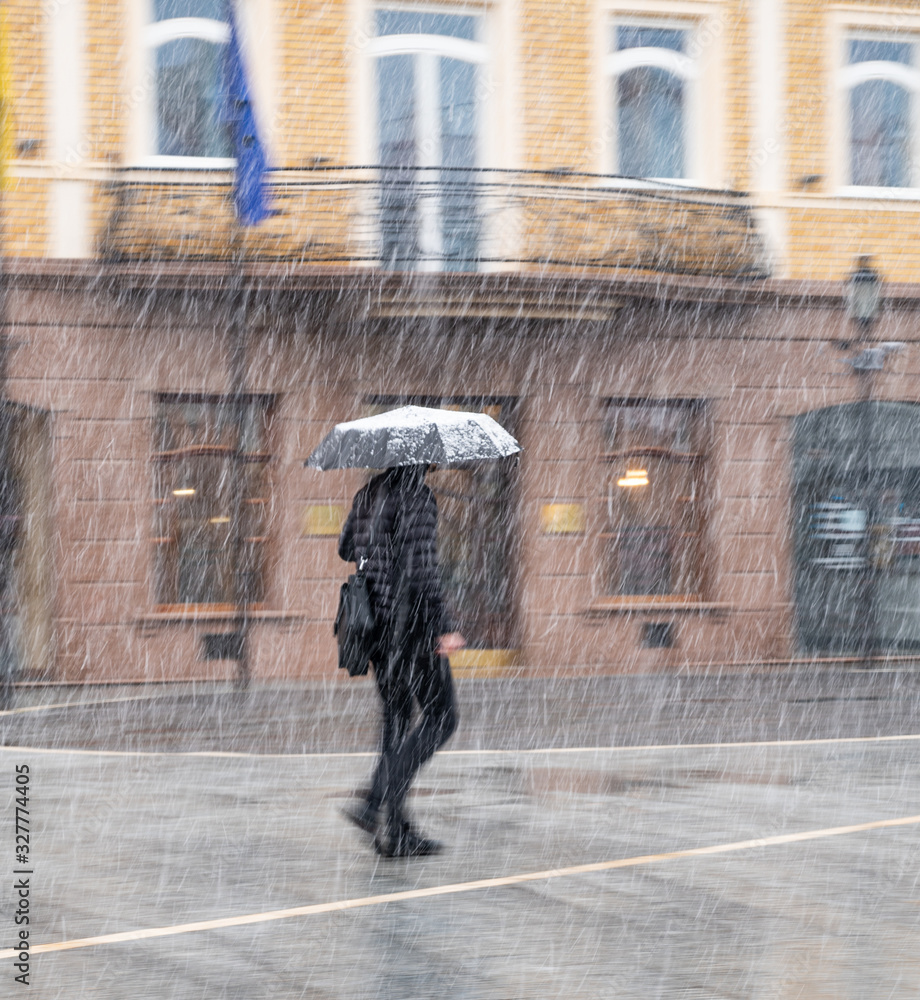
left=338, top=466, right=452, bottom=635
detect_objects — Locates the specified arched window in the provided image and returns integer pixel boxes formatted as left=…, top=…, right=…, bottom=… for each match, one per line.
left=370, top=9, right=487, bottom=270
left=606, top=24, right=696, bottom=180
left=144, top=0, right=232, bottom=161
left=842, top=37, right=920, bottom=188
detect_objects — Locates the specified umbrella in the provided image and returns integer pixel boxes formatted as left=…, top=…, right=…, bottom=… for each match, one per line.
left=305, top=405, right=521, bottom=470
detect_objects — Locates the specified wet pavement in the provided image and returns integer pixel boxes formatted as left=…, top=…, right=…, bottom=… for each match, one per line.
left=1, top=669, right=919, bottom=998
left=2, top=666, right=920, bottom=753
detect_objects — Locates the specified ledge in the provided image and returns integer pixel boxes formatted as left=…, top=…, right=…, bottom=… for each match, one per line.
left=586, top=598, right=733, bottom=617
left=7, top=256, right=893, bottom=311
left=135, top=609, right=310, bottom=626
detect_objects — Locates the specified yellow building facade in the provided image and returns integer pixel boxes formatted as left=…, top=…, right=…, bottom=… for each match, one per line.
left=4, top=0, right=920, bottom=282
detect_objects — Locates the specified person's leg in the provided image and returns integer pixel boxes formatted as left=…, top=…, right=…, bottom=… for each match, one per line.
left=343, top=638, right=412, bottom=836
left=366, top=646, right=413, bottom=813
left=380, top=641, right=458, bottom=851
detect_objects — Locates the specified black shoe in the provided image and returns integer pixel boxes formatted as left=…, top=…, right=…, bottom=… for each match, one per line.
left=375, top=825, right=443, bottom=858
left=342, top=800, right=380, bottom=837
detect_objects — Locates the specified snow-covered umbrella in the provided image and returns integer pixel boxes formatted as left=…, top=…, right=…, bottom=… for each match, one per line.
left=305, top=405, right=521, bottom=470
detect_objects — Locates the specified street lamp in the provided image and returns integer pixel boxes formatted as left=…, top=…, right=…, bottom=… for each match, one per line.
left=846, top=257, right=883, bottom=668
left=847, top=255, right=882, bottom=331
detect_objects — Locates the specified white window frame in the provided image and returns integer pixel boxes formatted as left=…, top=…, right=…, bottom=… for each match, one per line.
left=365, top=7, right=491, bottom=269
left=357, top=5, right=494, bottom=161
left=832, top=12, right=920, bottom=199
left=128, top=0, right=264, bottom=169
left=598, top=3, right=725, bottom=189
left=142, top=15, right=233, bottom=168
left=605, top=18, right=698, bottom=184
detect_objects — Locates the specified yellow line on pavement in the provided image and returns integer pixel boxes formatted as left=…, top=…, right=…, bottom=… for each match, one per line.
left=2, top=732, right=920, bottom=759
left=0, top=693, right=171, bottom=718
left=442, top=732, right=920, bottom=755
left=5, top=813, right=920, bottom=959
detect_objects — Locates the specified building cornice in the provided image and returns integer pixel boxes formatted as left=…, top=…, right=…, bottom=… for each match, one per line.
left=5, top=257, right=914, bottom=316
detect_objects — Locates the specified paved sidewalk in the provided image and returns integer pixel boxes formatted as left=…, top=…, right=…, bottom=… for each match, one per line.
left=1, top=666, right=919, bottom=753
left=0, top=671, right=918, bottom=998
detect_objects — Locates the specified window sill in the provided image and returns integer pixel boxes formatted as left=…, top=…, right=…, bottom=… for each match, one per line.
left=586, top=597, right=732, bottom=616
left=125, top=158, right=236, bottom=171
left=596, top=176, right=706, bottom=194
left=834, top=186, right=920, bottom=202
left=137, top=607, right=304, bottom=626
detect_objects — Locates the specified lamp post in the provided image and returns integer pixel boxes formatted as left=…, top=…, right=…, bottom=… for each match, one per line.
left=847, top=255, right=882, bottom=330
left=228, top=242, right=251, bottom=690
left=0, top=5, right=17, bottom=707
left=846, top=257, right=882, bottom=668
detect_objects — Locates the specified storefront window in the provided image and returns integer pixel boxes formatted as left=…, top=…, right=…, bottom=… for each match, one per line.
left=603, top=399, right=706, bottom=596
left=366, top=396, right=519, bottom=648
left=152, top=395, right=271, bottom=608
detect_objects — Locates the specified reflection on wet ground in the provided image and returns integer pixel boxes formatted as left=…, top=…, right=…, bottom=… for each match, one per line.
left=2, top=668, right=920, bottom=753
left=2, top=670, right=919, bottom=998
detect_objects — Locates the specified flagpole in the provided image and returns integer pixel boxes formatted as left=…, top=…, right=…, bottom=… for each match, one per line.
left=229, top=227, right=250, bottom=689
left=0, top=0, right=15, bottom=706
left=222, top=0, right=270, bottom=689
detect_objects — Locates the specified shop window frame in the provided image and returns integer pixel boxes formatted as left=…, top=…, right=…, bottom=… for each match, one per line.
left=151, top=392, right=274, bottom=613
left=600, top=397, right=709, bottom=600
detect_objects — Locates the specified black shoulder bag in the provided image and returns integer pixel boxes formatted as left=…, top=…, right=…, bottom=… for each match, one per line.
left=333, top=490, right=386, bottom=677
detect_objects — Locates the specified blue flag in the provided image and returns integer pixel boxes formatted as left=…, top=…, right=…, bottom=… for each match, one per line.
left=220, top=2, right=271, bottom=225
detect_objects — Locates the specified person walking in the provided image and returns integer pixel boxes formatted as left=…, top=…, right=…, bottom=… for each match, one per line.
left=338, top=464, right=465, bottom=857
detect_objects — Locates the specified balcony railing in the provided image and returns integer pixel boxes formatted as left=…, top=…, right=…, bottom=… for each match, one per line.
left=98, top=166, right=769, bottom=278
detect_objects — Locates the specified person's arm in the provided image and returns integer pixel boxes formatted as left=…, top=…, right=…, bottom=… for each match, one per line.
left=338, top=503, right=357, bottom=562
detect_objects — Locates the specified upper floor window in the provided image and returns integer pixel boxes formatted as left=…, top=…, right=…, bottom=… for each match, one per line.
left=607, top=23, right=695, bottom=180
left=370, top=8, right=487, bottom=270
left=145, top=0, right=232, bottom=160
left=602, top=399, right=707, bottom=597
left=843, top=36, right=920, bottom=188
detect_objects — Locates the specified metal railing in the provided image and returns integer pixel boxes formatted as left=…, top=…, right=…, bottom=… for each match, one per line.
left=99, top=165, right=769, bottom=278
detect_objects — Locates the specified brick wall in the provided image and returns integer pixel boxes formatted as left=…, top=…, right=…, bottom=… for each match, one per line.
left=279, top=0, right=350, bottom=167
left=520, top=0, right=593, bottom=172
left=725, top=0, right=753, bottom=189
left=5, top=0, right=48, bottom=256
left=7, top=0, right=920, bottom=279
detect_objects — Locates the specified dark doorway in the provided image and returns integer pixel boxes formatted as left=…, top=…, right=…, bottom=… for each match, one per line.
left=793, top=401, right=920, bottom=653
left=0, top=404, right=55, bottom=681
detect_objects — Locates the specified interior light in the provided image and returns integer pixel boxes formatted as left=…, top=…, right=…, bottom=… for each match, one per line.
left=172, top=488, right=196, bottom=497
left=617, top=469, right=649, bottom=488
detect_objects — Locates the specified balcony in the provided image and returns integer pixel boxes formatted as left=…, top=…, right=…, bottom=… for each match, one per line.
left=98, top=166, right=769, bottom=279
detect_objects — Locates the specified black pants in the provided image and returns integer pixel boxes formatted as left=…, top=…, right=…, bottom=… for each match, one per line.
left=366, top=620, right=458, bottom=826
